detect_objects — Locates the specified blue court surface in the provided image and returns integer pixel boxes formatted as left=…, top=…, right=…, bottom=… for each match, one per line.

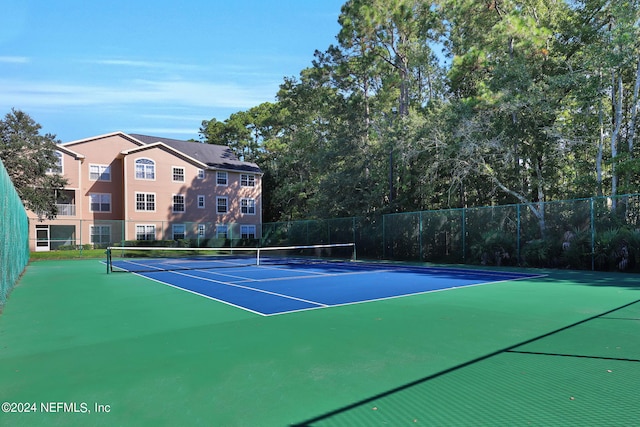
left=114, top=261, right=541, bottom=316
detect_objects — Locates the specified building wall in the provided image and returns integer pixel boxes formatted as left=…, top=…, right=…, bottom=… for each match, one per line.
left=68, top=133, right=142, bottom=221
left=27, top=133, right=262, bottom=250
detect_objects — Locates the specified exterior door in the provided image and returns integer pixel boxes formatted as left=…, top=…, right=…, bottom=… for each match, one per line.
left=35, top=225, right=50, bottom=252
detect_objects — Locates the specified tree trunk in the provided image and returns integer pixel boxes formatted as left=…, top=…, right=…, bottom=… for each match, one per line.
left=610, top=72, right=623, bottom=210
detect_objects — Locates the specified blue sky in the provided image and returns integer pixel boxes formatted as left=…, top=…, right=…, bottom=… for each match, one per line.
left=0, top=0, right=345, bottom=142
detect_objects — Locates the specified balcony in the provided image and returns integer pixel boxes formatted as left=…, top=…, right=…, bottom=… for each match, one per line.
left=56, top=204, right=76, bottom=217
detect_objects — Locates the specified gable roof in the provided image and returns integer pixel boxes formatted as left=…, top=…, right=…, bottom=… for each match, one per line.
left=62, top=131, right=145, bottom=149
left=120, top=142, right=209, bottom=169
left=55, top=144, right=85, bottom=160
left=129, top=134, right=261, bottom=174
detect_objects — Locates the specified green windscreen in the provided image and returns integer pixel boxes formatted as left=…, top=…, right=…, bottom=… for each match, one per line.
left=0, top=158, right=29, bottom=308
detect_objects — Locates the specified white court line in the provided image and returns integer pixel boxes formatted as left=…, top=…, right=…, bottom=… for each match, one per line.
left=112, top=257, right=253, bottom=272
left=256, top=264, right=338, bottom=276
left=265, top=273, right=548, bottom=317
left=116, top=259, right=546, bottom=316
left=183, top=262, right=387, bottom=283
left=165, top=270, right=329, bottom=309
left=232, top=269, right=392, bottom=284
left=193, top=268, right=262, bottom=281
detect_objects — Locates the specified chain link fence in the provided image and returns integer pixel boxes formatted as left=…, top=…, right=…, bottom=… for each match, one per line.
left=263, top=195, right=640, bottom=272
left=28, top=194, right=640, bottom=272
left=1, top=158, right=29, bottom=308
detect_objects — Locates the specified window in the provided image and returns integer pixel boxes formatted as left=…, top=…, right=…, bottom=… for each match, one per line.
left=89, top=193, right=111, bottom=212
left=89, top=164, right=111, bottom=181
left=216, top=171, right=228, bottom=185
left=172, top=224, right=186, bottom=240
left=241, top=174, right=255, bottom=187
left=241, top=198, right=256, bottom=215
left=135, top=193, right=155, bottom=211
left=172, top=167, right=185, bottom=182
left=47, top=151, right=63, bottom=174
left=216, top=224, right=228, bottom=239
left=197, top=195, right=205, bottom=209
left=197, top=224, right=206, bottom=237
left=216, top=197, right=227, bottom=213
left=241, top=225, right=256, bottom=239
left=136, top=225, right=156, bottom=241
left=135, top=158, right=155, bottom=180
left=197, top=169, right=205, bottom=179
left=90, top=225, right=111, bottom=246
left=173, top=194, right=185, bottom=213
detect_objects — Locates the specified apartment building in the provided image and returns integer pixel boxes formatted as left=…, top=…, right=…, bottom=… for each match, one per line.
left=28, top=132, right=262, bottom=251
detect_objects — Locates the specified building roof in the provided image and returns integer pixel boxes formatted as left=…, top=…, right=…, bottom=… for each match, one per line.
left=55, top=144, right=85, bottom=160
left=129, top=134, right=262, bottom=174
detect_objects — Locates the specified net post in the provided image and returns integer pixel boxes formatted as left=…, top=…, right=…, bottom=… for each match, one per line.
left=105, top=247, right=111, bottom=274
left=352, top=243, right=357, bottom=262
left=256, top=248, right=261, bottom=266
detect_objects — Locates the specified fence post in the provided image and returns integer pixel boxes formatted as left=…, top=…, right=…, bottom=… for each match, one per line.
left=352, top=217, right=356, bottom=246
left=517, top=204, right=521, bottom=265
left=419, top=211, right=423, bottom=261
left=590, top=197, right=595, bottom=271
left=461, top=208, right=466, bottom=263
left=382, top=215, right=386, bottom=259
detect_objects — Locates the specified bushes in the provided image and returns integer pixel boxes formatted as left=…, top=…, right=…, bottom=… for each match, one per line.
left=115, top=238, right=260, bottom=249
left=468, top=226, right=640, bottom=272
left=594, top=228, right=640, bottom=271
left=57, top=244, right=93, bottom=251
left=470, top=230, right=516, bottom=266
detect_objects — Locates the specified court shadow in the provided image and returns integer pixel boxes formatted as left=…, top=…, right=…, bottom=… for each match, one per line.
left=289, top=297, right=640, bottom=426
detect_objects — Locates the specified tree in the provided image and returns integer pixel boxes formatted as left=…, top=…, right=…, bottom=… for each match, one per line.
left=442, top=0, right=579, bottom=234
left=0, top=109, right=68, bottom=219
left=338, top=0, right=441, bottom=116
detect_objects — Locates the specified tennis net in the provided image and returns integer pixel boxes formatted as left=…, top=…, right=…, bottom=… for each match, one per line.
left=106, top=243, right=356, bottom=273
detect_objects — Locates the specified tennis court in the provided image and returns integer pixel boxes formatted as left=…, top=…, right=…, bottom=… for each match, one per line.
left=1, top=255, right=639, bottom=426
left=107, top=245, right=540, bottom=316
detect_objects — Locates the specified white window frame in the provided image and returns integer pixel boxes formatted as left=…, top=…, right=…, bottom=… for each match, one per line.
left=173, top=194, right=185, bottom=213
left=197, top=169, right=205, bottom=179
left=172, top=166, right=185, bottom=183
left=216, top=197, right=228, bottom=214
left=135, top=192, right=156, bottom=212
left=197, top=224, right=206, bottom=237
left=47, top=151, right=63, bottom=174
left=241, top=225, right=256, bottom=239
left=241, top=198, right=256, bottom=215
left=89, top=193, right=111, bottom=212
left=89, top=164, right=111, bottom=181
left=241, top=174, right=255, bottom=187
left=216, top=224, right=228, bottom=239
left=135, top=224, right=156, bottom=241
left=90, top=224, right=111, bottom=245
left=172, top=224, right=186, bottom=240
left=216, top=171, right=228, bottom=186
left=197, top=195, right=205, bottom=209
left=135, top=158, right=155, bottom=180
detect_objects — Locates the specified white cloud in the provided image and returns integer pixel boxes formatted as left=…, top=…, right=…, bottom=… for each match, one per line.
left=139, top=113, right=207, bottom=121
left=0, top=77, right=277, bottom=110
left=129, top=127, right=202, bottom=135
left=0, top=56, right=29, bottom=63
left=87, top=59, right=200, bottom=71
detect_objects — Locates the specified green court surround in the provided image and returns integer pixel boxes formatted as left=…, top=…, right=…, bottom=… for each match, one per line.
left=1, top=259, right=638, bottom=426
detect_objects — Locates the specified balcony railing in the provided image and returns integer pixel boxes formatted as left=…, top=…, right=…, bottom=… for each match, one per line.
left=56, top=204, right=76, bottom=216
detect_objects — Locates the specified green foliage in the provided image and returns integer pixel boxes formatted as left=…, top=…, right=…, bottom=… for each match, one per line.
left=594, top=228, right=640, bottom=271
left=195, top=0, right=640, bottom=227
left=0, top=109, right=68, bottom=219
left=520, top=239, right=552, bottom=268
left=470, top=230, right=516, bottom=266
left=558, top=228, right=592, bottom=270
